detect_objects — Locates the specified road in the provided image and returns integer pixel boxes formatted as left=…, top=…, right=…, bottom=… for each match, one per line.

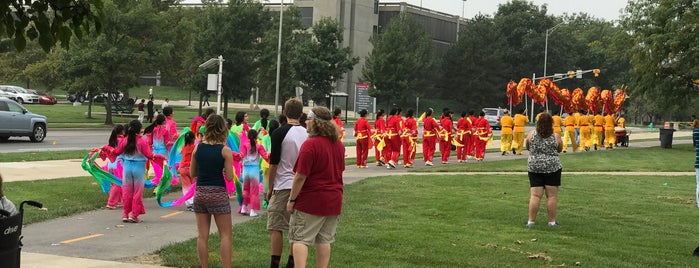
left=0, top=125, right=547, bottom=153
left=0, top=129, right=111, bottom=153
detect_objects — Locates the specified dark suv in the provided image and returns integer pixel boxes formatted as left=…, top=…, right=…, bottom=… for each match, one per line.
left=0, top=97, right=47, bottom=142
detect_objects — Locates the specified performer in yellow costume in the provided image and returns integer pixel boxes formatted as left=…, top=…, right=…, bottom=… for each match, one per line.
left=592, top=112, right=605, bottom=150
left=604, top=112, right=616, bottom=149
left=512, top=108, right=529, bottom=155
left=562, top=112, right=578, bottom=153
left=552, top=111, right=563, bottom=137
left=499, top=110, right=514, bottom=155
left=578, top=111, right=592, bottom=151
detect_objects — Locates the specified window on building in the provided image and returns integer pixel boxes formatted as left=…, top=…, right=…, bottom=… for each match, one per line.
left=373, top=25, right=379, bottom=38
left=299, top=7, right=313, bottom=27
left=374, top=0, right=379, bottom=14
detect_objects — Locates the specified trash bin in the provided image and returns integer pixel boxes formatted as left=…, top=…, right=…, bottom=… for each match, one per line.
left=659, top=128, right=675, bottom=148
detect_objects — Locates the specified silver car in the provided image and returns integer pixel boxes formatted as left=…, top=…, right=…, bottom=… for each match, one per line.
left=0, top=85, right=40, bottom=104
left=0, top=97, right=47, bottom=142
left=482, top=108, right=505, bottom=130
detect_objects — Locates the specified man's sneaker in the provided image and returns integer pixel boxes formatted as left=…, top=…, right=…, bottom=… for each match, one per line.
left=502, top=151, right=506, bottom=156
left=250, top=210, right=258, bottom=217
left=526, top=222, right=535, bottom=228
left=240, top=206, right=248, bottom=215
left=512, top=148, right=516, bottom=155
left=425, top=161, right=433, bottom=166
left=388, top=161, right=396, bottom=169
left=548, top=222, right=560, bottom=227
left=186, top=206, right=194, bottom=212
left=594, top=144, right=597, bottom=150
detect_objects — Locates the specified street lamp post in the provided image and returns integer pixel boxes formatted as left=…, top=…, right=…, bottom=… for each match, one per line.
left=543, top=22, right=565, bottom=77
left=456, top=0, right=467, bottom=41
left=273, top=0, right=284, bottom=118
left=198, top=55, right=224, bottom=115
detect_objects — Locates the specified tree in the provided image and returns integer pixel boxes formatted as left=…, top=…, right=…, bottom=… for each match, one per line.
left=195, top=0, right=270, bottom=118
left=61, top=0, right=171, bottom=124
left=493, top=0, right=553, bottom=79
left=620, top=0, right=699, bottom=115
left=256, top=6, right=307, bottom=104
left=362, top=13, right=436, bottom=109
left=438, top=14, right=507, bottom=109
left=1, top=0, right=103, bottom=52
left=291, top=17, right=359, bottom=103
left=23, top=48, right=66, bottom=92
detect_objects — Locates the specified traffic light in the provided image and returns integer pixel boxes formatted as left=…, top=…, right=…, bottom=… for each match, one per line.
left=593, top=69, right=601, bottom=77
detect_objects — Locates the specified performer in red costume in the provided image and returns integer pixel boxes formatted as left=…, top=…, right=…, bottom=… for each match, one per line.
left=372, top=110, right=387, bottom=166
left=422, top=108, right=439, bottom=166
left=385, top=108, right=403, bottom=169
left=455, top=111, right=471, bottom=163
left=439, top=109, right=454, bottom=164
left=353, top=109, right=372, bottom=168
left=401, top=109, right=418, bottom=168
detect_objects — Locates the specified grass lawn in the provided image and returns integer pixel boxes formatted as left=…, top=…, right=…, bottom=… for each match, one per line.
left=415, top=144, right=696, bottom=173
left=157, top=173, right=699, bottom=268
left=25, top=103, right=263, bottom=128
left=7, top=143, right=699, bottom=267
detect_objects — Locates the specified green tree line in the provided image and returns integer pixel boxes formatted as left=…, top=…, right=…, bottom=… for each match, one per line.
left=1, top=0, right=697, bottom=124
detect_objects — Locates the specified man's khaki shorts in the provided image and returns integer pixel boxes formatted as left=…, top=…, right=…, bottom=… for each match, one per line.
left=267, top=189, right=291, bottom=231
left=289, top=210, right=338, bottom=245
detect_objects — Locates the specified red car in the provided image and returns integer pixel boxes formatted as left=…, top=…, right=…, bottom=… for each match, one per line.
left=27, top=89, right=58, bottom=105
left=39, top=94, right=57, bottom=105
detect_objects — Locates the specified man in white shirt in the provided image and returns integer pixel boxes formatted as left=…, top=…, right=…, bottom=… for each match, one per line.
left=161, top=98, right=169, bottom=109
left=266, top=98, right=307, bottom=268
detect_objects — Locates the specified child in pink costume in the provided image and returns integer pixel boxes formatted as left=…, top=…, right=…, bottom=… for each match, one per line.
left=178, top=132, right=197, bottom=210
left=144, top=115, right=171, bottom=185
left=102, top=120, right=165, bottom=223
left=233, top=129, right=269, bottom=217
left=100, top=124, right=125, bottom=209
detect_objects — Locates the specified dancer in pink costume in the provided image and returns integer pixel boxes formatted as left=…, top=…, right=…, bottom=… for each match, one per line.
left=101, top=120, right=165, bottom=223
left=233, top=129, right=269, bottom=217
left=100, top=124, right=125, bottom=209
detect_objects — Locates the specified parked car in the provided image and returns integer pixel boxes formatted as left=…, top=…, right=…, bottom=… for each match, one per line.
left=0, top=97, right=47, bottom=142
left=33, top=90, right=58, bottom=105
left=0, top=90, right=15, bottom=101
left=482, top=107, right=505, bottom=130
left=0, top=85, right=40, bottom=104
left=67, top=90, right=124, bottom=103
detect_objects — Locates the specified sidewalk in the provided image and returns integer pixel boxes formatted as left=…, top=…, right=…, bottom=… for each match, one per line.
left=7, top=130, right=694, bottom=267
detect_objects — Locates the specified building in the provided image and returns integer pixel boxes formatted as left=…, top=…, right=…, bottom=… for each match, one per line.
left=265, top=1, right=463, bottom=110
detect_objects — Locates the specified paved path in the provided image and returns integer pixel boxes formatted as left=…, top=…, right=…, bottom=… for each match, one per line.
left=5, top=130, right=694, bottom=267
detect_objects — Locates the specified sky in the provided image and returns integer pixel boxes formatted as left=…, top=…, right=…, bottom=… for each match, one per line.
left=395, top=0, right=629, bottom=22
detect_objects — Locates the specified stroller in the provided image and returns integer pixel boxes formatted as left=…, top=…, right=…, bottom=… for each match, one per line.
left=615, top=128, right=629, bottom=147
left=0, top=200, right=43, bottom=268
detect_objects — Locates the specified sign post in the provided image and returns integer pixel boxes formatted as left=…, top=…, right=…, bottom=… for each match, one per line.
left=354, top=82, right=375, bottom=114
